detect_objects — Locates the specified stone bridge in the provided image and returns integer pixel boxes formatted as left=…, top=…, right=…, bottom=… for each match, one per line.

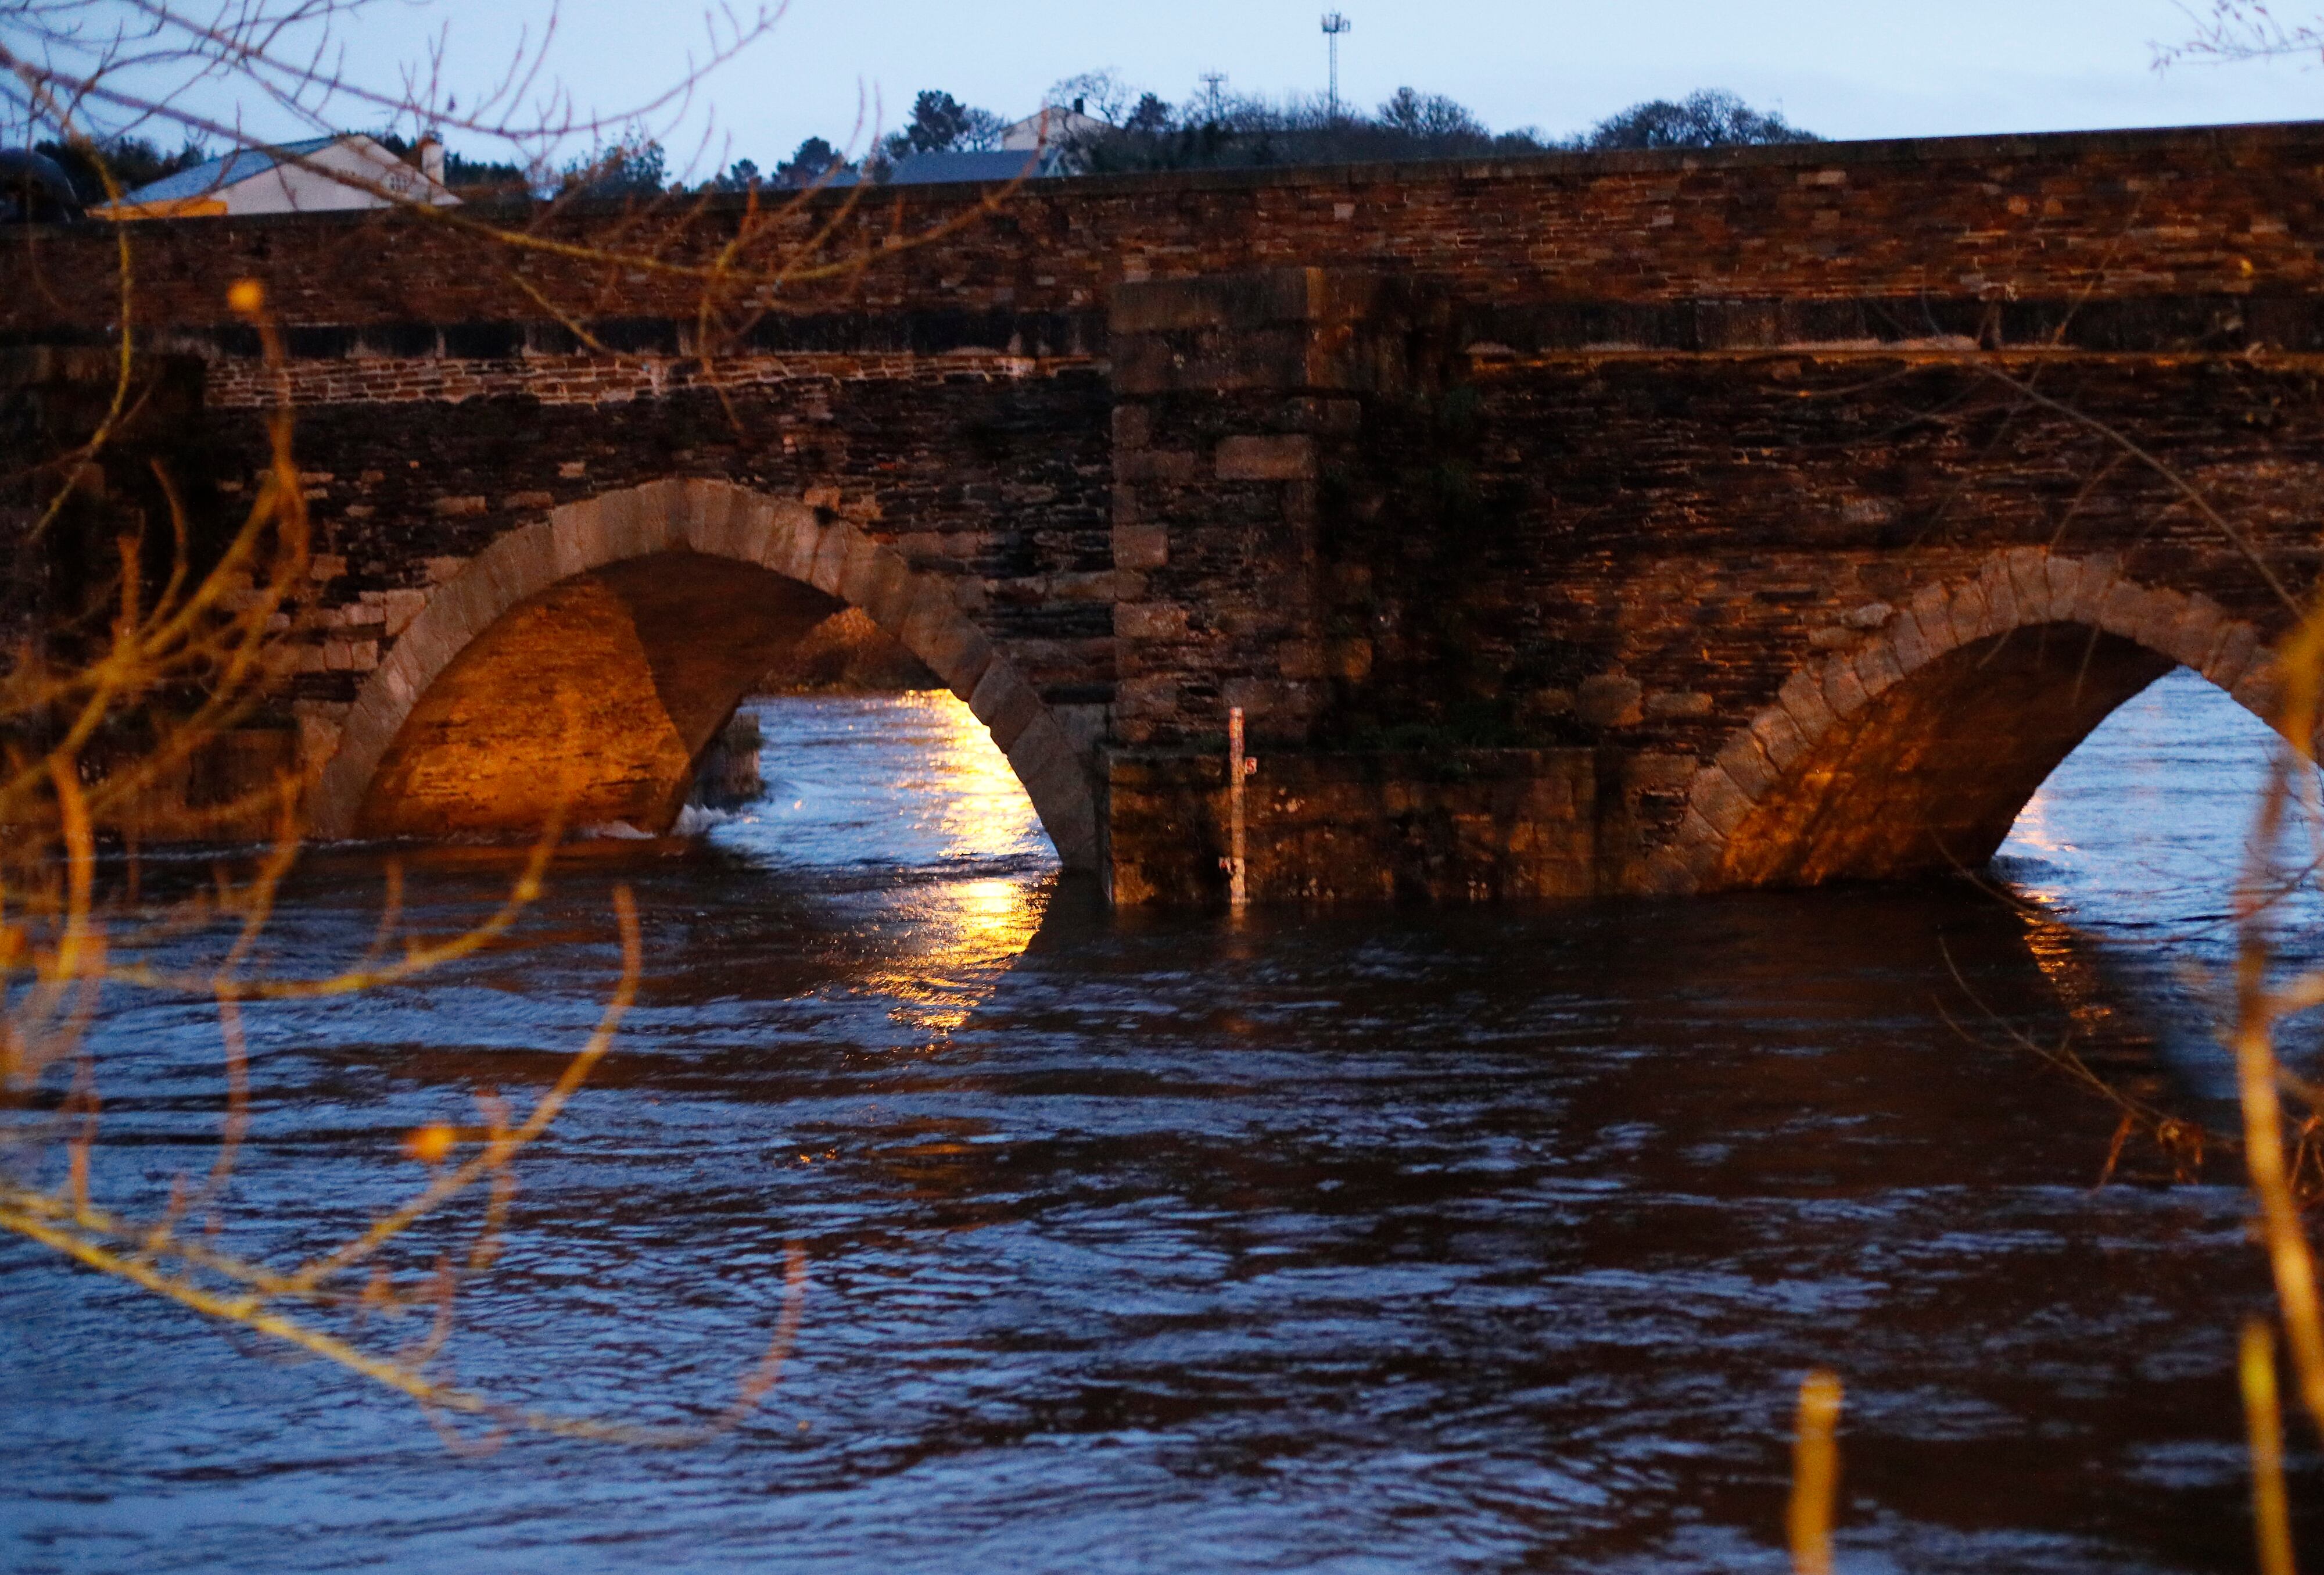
left=8, top=121, right=2324, bottom=904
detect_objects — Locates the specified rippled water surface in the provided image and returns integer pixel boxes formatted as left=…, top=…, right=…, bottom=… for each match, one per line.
left=5, top=677, right=2318, bottom=1572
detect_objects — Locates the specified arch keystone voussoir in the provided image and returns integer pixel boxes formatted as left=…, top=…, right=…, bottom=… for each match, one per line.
left=1713, top=731, right=1778, bottom=799
left=1822, top=656, right=1871, bottom=719
left=2005, top=547, right=2053, bottom=621
left=835, top=534, right=886, bottom=608
left=1974, top=559, right=2020, bottom=636
left=679, top=478, right=747, bottom=556
left=1750, top=705, right=1809, bottom=770
left=1853, top=640, right=1903, bottom=699
left=1945, top=578, right=1988, bottom=647
left=858, top=550, right=917, bottom=631
left=807, top=523, right=851, bottom=595
left=1688, top=764, right=1755, bottom=837
left=1777, top=669, right=1838, bottom=742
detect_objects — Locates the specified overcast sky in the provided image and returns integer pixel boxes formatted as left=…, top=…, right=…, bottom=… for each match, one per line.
left=134, top=0, right=2324, bottom=171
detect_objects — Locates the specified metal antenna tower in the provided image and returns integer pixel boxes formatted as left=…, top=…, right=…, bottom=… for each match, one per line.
left=1321, top=13, right=1352, bottom=120
left=1199, top=71, right=1227, bottom=122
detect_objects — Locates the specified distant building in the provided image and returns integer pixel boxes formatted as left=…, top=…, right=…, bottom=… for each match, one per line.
left=999, top=103, right=1109, bottom=153
left=92, top=133, right=458, bottom=220
left=885, top=148, right=1063, bottom=186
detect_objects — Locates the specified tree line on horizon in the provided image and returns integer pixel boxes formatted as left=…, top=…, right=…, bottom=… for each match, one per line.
left=695, top=77, right=1818, bottom=194
left=30, top=78, right=1817, bottom=207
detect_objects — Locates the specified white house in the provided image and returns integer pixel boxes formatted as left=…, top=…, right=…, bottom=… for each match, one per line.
left=93, top=133, right=458, bottom=220
left=998, top=103, right=1109, bottom=154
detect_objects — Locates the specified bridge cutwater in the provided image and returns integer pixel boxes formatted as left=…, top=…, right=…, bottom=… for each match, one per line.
left=7, top=121, right=2321, bottom=904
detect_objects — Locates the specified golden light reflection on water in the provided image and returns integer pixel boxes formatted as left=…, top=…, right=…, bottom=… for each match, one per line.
left=2005, top=786, right=2070, bottom=908
left=900, top=689, right=1052, bottom=862
left=862, top=692, right=1049, bottom=1035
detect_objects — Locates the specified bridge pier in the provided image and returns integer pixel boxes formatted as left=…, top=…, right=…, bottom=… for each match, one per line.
left=1099, top=267, right=1673, bottom=901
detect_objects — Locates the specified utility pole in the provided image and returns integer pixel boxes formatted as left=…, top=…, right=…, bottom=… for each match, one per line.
left=1321, top=13, right=1352, bottom=121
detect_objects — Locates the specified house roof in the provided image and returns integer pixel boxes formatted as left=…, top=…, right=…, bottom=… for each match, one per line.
left=885, top=148, right=1059, bottom=186
left=112, top=134, right=342, bottom=206
left=999, top=106, right=1109, bottom=152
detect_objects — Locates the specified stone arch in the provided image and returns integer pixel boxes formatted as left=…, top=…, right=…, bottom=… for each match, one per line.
left=1649, top=549, right=2282, bottom=894
left=310, top=478, right=1100, bottom=870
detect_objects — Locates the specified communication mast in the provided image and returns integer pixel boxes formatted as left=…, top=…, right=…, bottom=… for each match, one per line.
left=1321, top=13, right=1353, bottom=121
left=1200, top=70, right=1228, bottom=123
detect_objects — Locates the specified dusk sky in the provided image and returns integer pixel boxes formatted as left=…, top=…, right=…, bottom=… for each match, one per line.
left=107, top=0, right=2324, bottom=171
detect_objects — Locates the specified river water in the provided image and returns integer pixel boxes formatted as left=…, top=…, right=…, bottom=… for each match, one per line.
left=3, top=673, right=2318, bottom=1572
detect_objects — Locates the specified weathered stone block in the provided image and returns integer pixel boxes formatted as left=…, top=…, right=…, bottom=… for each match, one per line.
left=1688, top=765, right=1755, bottom=837
left=969, top=661, right=1042, bottom=751
left=1976, top=560, right=2020, bottom=637
left=1111, top=404, right=1152, bottom=450
left=1644, top=689, right=1713, bottom=719
left=1777, top=668, right=1837, bottom=742
left=2069, top=557, right=2122, bottom=627
left=2099, top=578, right=2150, bottom=640
left=2132, top=588, right=2189, bottom=656
left=1116, top=448, right=1200, bottom=484
left=835, top=535, right=887, bottom=611
left=1215, top=435, right=1318, bottom=482
left=2165, top=595, right=2229, bottom=671
left=2205, top=621, right=2262, bottom=693
left=768, top=507, right=823, bottom=584
left=1576, top=673, right=1644, bottom=728
left=807, top=525, right=851, bottom=596
left=1114, top=522, right=1168, bottom=570
left=2005, top=547, right=2053, bottom=622
left=1946, top=579, right=1988, bottom=648
left=1110, top=269, right=1323, bottom=334
left=2233, top=663, right=2285, bottom=722
left=2044, top=556, right=2083, bottom=618
left=381, top=588, right=428, bottom=637
left=1748, top=704, right=1809, bottom=770
left=1908, top=584, right=1954, bottom=654
left=1715, top=732, right=1778, bottom=798
left=549, top=501, right=605, bottom=579
left=1116, top=602, right=1189, bottom=640
left=858, top=552, right=916, bottom=631
left=681, top=479, right=744, bottom=556
left=1853, top=640, right=1904, bottom=698
left=1278, top=638, right=1325, bottom=679
left=1887, top=604, right=1934, bottom=674
left=1822, top=656, right=1870, bottom=718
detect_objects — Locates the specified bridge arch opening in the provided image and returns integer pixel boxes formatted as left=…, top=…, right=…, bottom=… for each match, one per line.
left=310, top=480, right=1100, bottom=872
left=1683, top=553, right=2280, bottom=893
left=2002, top=664, right=2291, bottom=917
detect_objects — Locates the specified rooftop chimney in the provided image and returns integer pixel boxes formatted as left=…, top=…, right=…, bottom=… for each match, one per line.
left=417, top=134, right=444, bottom=187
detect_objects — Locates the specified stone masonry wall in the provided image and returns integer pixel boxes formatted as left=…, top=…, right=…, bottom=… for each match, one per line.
left=13, top=123, right=2324, bottom=902
left=8, top=123, right=2324, bottom=342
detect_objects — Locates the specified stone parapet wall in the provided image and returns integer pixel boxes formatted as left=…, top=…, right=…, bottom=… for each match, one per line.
left=6, top=121, right=2324, bottom=343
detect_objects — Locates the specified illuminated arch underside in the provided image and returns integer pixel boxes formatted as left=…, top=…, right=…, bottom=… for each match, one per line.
left=314, top=479, right=1100, bottom=868
left=358, top=556, right=839, bottom=837
left=1665, top=550, right=2284, bottom=894
left=1713, top=624, right=2174, bottom=887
